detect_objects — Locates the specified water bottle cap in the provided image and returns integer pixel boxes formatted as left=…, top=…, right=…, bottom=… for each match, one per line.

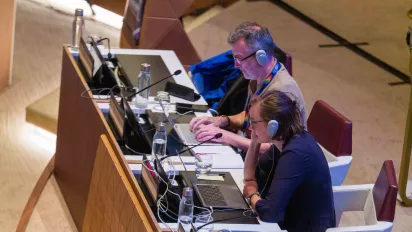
left=75, top=9, right=83, bottom=16
left=157, top=122, right=166, bottom=132
left=182, top=187, right=193, bottom=197
left=141, top=63, right=151, bottom=72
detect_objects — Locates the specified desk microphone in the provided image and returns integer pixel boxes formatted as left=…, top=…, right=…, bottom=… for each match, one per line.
left=159, top=133, right=223, bottom=161
left=128, top=69, right=182, bottom=99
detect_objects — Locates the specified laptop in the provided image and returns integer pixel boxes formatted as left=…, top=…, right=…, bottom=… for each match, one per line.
left=193, top=183, right=248, bottom=209
left=174, top=123, right=221, bottom=146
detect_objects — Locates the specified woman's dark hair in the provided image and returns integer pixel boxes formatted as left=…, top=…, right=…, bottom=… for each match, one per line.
left=250, top=90, right=303, bottom=141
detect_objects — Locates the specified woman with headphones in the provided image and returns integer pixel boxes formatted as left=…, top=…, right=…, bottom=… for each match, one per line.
left=243, top=90, right=335, bottom=232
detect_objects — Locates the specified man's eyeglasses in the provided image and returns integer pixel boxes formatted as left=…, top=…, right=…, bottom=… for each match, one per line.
left=233, top=51, right=257, bottom=64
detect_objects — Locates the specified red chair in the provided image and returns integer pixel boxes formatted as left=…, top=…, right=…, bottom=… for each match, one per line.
left=327, top=160, right=398, bottom=231
left=308, top=100, right=353, bottom=185
left=308, top=100, right=352, bottom=157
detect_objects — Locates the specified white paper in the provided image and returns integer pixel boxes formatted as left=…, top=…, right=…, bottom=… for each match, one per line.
left=191, top=145, right=237, bottom=155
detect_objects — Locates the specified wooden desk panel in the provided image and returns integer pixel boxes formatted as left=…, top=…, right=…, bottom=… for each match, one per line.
left=0, top=0, right=15, bottom=89
left=55, top=47, right=160, bottom=231
left=93, top=0, right=127, bottom=16
left=83, top=135, right=152, bottom=232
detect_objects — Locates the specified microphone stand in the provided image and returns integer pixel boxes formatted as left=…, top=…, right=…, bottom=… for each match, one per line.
left=159, top=133, right=223, bottom=162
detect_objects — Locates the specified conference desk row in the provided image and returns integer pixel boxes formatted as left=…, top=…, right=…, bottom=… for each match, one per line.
left=54, top=46, right=283, bottom=231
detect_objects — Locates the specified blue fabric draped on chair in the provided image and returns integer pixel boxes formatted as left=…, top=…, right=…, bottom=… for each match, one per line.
left=190, top=50, right=241, bottom=110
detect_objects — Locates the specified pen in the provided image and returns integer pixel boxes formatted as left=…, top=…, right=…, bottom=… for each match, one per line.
left=206, top=173, right=225, bottom=177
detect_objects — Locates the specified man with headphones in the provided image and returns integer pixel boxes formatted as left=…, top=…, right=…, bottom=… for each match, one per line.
left=190, top=21, right=306, bottom=155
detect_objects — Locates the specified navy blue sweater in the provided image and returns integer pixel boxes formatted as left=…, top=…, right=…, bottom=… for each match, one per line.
left=255, top=131, right=336, bottom=232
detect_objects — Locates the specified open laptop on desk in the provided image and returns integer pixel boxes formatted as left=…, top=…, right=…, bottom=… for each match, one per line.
left=174, top=123, right=222, bottom=146
left=182, top=172, right=249, bottom=210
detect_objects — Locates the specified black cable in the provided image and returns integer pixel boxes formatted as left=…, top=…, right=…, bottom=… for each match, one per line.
left=96, top=37, right=112, bottom=59
left=195, top=212, right=257, bottom=231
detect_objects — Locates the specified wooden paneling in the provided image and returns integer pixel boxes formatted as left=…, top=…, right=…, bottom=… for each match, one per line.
left=25, top=88, right=60, bottom=134
left=120, top=0, right=201, bottom=66
left=93, top=0, right=127, bottom=16
left=54, top=46, right=160, bottom=231
left=83, top=135, right=152, bottom=231
left=0, top=0, right=16, bottom=89
left=54, top=47, right=110, bottom=228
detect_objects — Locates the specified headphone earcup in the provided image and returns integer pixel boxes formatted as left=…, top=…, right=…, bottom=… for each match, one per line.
left=267, top=120, right=279, bottom=138
left=255, top=50, right=268, bottom=66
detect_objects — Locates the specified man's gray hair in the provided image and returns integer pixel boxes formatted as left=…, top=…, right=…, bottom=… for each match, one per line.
left=227, top=21, right=275, bottom=57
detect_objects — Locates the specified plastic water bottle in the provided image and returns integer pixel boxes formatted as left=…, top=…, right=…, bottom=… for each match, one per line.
left=137, top=63, right=151, bottom=98
left=152, top=122, right=167, bottom=160
left=134, top=63, right=151, bottom=109
left=178, top=187, right=194, bottom=231
left=72, top=9, right=85, bottom=48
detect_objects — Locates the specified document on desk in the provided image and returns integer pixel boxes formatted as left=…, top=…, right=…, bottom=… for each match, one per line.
left=191, top=145, right=236, bottom=155
left=180, top=152, right=244, bottom=169
left=161, top=222, right=282, bottom=231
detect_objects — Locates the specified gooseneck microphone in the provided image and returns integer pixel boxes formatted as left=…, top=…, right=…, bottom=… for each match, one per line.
left=159, top=133, right=223, bottom=161
left=128, top=69, right=182, bottom=99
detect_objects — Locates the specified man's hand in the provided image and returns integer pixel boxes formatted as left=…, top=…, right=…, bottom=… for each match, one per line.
left=189, top=116, right=227, bottom=131
left=243, top=180, right=258, bottom=198
left=194, top=124, right=231, bottom=144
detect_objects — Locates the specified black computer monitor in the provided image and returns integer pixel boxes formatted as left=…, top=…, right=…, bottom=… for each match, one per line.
left=88, top=38, right=117, bottom=92
left=120, top=95, right=152, bottom=154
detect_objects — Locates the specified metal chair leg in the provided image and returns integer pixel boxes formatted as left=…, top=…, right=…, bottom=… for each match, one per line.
left=398, top=27, right=412, bottom=206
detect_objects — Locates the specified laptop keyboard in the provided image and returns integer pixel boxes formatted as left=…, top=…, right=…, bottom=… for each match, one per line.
left=175, top=124, right=218, bottom=145
left=196, top=184, right=228, bottom=207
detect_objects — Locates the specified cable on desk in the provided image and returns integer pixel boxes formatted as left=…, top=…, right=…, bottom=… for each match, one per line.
left=175, top=110, right=194, bottom=116
left=124, top=144, right=151, bottom=156
left=96, top=37, right=112, bottom=59
left=208, top=108, right=219, bottom=116
left=196, top=211, right=258, bottom=231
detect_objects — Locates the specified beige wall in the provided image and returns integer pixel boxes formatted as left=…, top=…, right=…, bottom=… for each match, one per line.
left=0, top=0, right=16, bottom=90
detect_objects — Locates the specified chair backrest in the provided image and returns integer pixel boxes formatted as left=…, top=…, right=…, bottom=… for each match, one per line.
left=120, top=0, right=200, bottom=68
left=285, top=53, right=292, bottom=76
left=83, top=135, right=155, bottom=231
left=372, top=160, right=398, bottom=222
left=308, top=100, right=352, bottom=157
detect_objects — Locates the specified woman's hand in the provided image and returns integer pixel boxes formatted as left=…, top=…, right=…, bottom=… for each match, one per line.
left=243, top=180, right=258, bottom=198
left=250, top=130, right=261, bottom=150
left=243, top=130, right=261, bottom=182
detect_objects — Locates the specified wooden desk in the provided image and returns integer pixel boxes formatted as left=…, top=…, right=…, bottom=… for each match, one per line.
left=54, top=46, right=280, bottom=231
left=0, top=0, right=15, bottom=90
left=55, top=46, right=160, bottom=230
